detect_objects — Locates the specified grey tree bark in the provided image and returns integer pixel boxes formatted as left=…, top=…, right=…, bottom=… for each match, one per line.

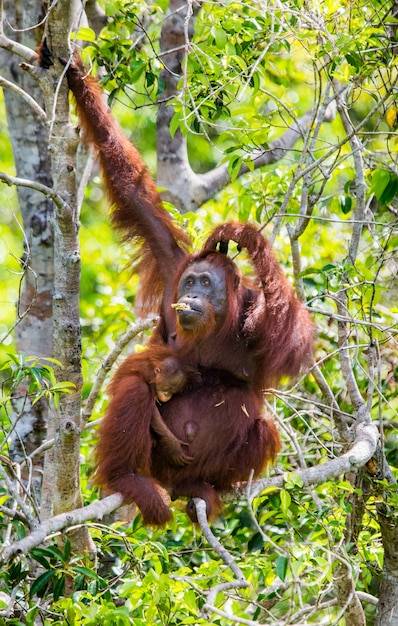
left=0, top=0, right=93, bottom=555
left=0, top=0, right=53, bottom=496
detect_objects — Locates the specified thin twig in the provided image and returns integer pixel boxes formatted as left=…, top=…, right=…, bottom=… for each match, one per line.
left=0, top=171, right=71, bottom=214
left=0, top=76, right=46, bottom=121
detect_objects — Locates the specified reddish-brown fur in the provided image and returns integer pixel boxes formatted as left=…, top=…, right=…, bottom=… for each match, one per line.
left=95, top=346, right=198, bottom=475
left=64, top=55, right=315, bottom=525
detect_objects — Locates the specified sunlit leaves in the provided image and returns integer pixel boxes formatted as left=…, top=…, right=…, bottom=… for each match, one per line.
left=71, top=26, right=96, bottom=43
left=1, top=353, right=75, bottom=408
left=1, top=0, right=398, bottom=624
left=386, top=106, right=398, bottom=129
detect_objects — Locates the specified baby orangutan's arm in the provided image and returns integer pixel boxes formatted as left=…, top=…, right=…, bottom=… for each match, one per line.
left=151, top=406, right=193, bottom=467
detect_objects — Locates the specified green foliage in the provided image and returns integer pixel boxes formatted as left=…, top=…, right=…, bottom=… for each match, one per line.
left=1, top=353, right=75, bottom=409
left=1, top=0, right=397, bottom=623
left=371, top=168, right=398, bottom=205
left=75, top=1, right=166, bottom=105
left=0, top=484, right=390, bottom=623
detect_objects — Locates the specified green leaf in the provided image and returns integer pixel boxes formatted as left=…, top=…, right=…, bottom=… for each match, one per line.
left=30, top=570, right=54, bottom=597
left=322, top=263, right=337, bottom=272
left=129, top=60, right=147, bottom=83
left=40, top=357, right=64, bottom=367
left=169, top=111, right=182, bottom=139
left=157, top=76, right=165, bottom=95
left=381, top=178, right=398, bottom=204
left=213, top=27, right=227, bottom=49
left=345, top=51, right=361, bottom=70
left=53, top=573, right=65, bottom=601
left=40, top=544, right=67, bottom=562
left=280, top=489, right=291, bottom=514
left=248, top=532, right=265, bottom=551
left=72, top=27, right=96, bottom=43
left=146, top=71, right=156, bottom=88
left=31, top=549, right=51, bottom=570
left=339, top=195, right=352, bottom=214
left=284, top=472, right=304, bottom=489
left=107, top=88, right=120, bottom=108
left=73, top=565, right=100, bottom=579
left=227, top=155, right=243, bottom=182
left=51, top=381, right=76, bottom=392
left=371, top=169, right=398, bottom=204
left=64, top=537, right=71, bottom=561
left=276, top=556, right=288, bottom=581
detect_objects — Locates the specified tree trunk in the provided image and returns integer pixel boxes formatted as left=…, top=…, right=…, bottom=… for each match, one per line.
left=0, top=0, right=93, bottom=556
left=375, top=504, right=398, bottom=625
left=157, top=0, right=203, bottom=212
left=0, top=0, right=53, bottom=497
left=39, top=0, right=94, bottom=556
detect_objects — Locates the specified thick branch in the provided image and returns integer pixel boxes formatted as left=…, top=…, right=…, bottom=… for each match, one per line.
left=161, top=109, right=314, bottom=213
left=156, top=1, right=316, bottom=213
left=194, top=498, right=248, bottom=583
left=156, top=0, right=200, bottom=212
left=334, top=560, right=366, bottom=626
left=0, top=33, right=38, bottom=64
left=249, top=422, right=379, bottom=500
left=1, top=423, right=378, bottom=562
left=375, top=504, right=398, bottom=625
left=0, top=75, right=46, bottom=121
left=0, top=493, right=123, bottom=563
left=85, top=0, right=107, bottom=36
left=200, top=110, right=314, bottom=201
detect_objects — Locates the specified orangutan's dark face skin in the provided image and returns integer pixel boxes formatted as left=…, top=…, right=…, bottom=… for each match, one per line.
left=176, top=260, right=228, bottom=331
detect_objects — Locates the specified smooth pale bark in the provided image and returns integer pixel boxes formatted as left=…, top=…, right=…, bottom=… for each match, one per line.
left=0, top=0, right=54, bottom=498
left=40, top=0, right=93, bottom=556
left=0, top=0, right=93, bottom=556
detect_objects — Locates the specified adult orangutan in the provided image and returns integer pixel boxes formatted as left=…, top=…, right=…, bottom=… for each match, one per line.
left=62, top=53, right=314, bottom=525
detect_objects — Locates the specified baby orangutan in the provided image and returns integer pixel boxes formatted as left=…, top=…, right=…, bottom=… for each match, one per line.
left=102, top=347, right=200, bottom=469
left=151, top=355, right=196, bottom=466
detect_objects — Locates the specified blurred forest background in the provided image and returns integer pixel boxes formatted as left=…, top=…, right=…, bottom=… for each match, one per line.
left=0, top=0, right=397, bottom=624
